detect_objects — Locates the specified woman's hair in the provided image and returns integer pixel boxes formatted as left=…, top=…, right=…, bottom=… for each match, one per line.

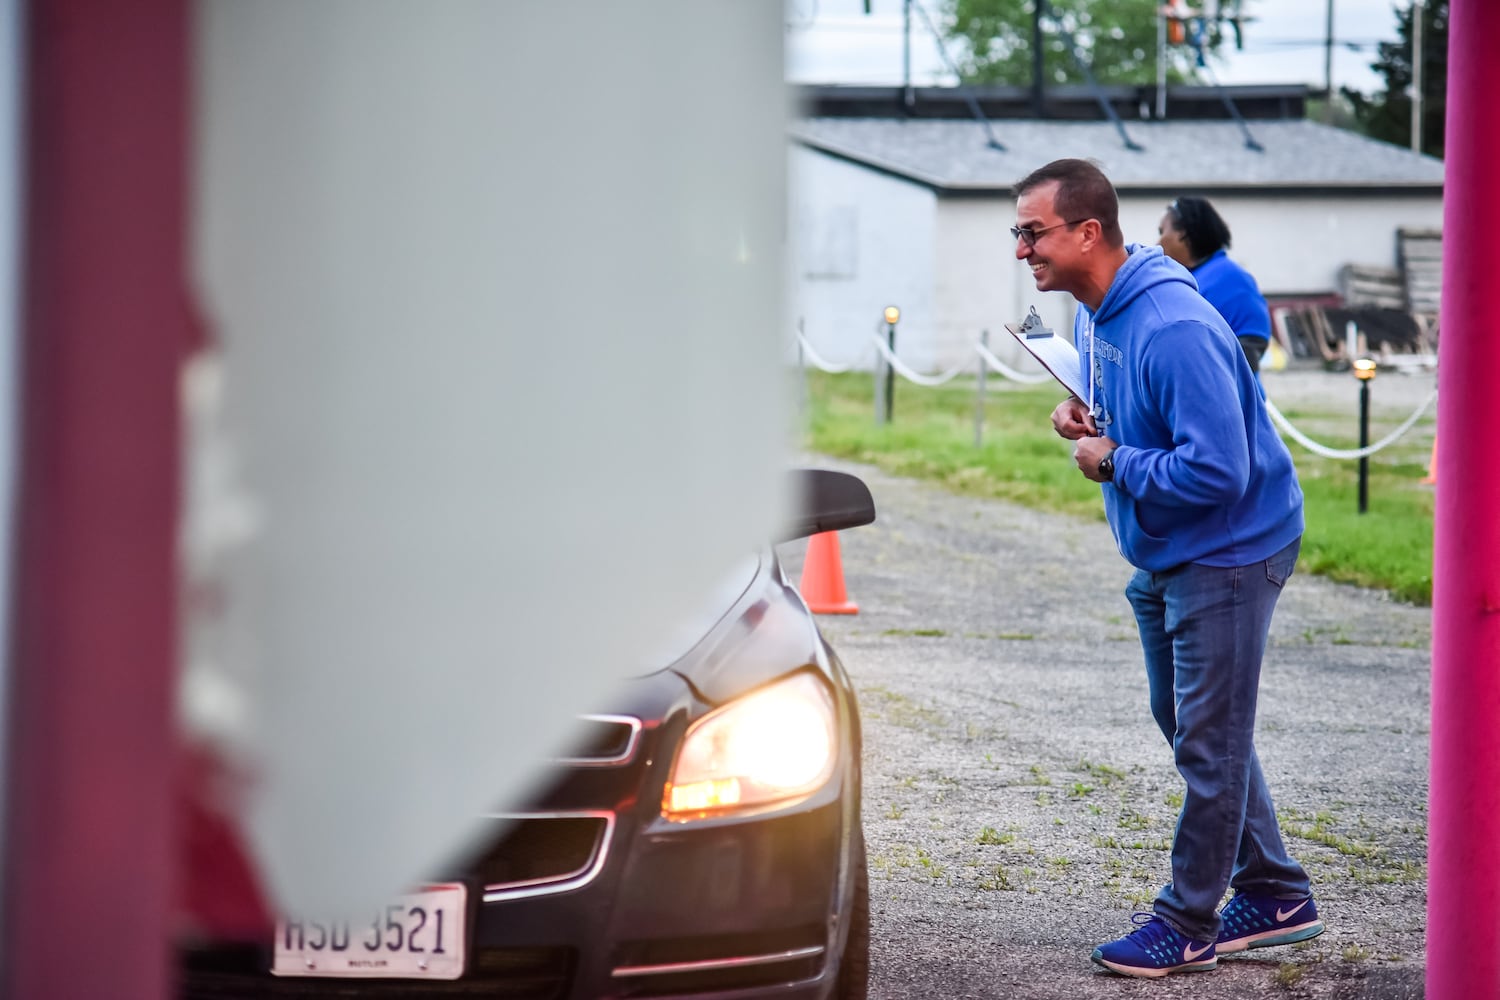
left=1168, top=196, right=1232, bottom=259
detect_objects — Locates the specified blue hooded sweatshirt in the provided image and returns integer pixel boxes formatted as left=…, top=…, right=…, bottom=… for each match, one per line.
left=1074, top=244, right=1303, bottom=572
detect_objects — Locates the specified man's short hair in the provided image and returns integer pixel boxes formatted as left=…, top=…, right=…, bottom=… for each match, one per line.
left=1167, top=196, right=1232, bottom=260
left=1012, top=158, right=1124, bottom=248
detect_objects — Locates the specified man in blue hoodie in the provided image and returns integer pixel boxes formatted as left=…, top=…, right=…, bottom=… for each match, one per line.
left=1011, top=158, right=1324, bottom=979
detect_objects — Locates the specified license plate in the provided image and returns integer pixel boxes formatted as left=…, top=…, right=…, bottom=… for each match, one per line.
left=272, top=882, right=467, bottom=979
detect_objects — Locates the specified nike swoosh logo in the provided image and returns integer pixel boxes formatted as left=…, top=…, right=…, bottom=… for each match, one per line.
left=1277, top=900, right=1311, bottom=922
left=1183, top=941, right=1213, bottom=961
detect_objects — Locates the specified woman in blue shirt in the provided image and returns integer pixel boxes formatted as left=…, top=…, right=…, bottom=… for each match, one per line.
left=1158, top=196, right=1272, bottom=373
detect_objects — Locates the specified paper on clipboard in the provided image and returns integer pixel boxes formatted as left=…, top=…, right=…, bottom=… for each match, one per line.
left=1004, top=306, right=1087, bottom=401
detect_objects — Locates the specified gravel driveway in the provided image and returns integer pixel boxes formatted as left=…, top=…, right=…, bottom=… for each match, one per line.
left=785, top=369, right=1434, bottom=998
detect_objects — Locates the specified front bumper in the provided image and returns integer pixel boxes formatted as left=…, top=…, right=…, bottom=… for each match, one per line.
left=180, top=795, right=853, bottom=1000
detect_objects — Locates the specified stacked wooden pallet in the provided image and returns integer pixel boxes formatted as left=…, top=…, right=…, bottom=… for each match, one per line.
left=1274, top=227, right=1441, bottom=368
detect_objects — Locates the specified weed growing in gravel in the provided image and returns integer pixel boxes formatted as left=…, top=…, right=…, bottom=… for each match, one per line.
left=908, top=847, right=948, bottom=883
left=1077, top=760, right=1128, bottom=786
left=1029, top=764, right=1052, bottom=786
left=1280, top=808, right=1381, bottom=859
left=1069, top=782, right=1095, bottom=798
left=1275, top=963, right=1306, bottom=987
left=886, top=804, right=905, bottom=820
left=882, top=627, right=947, bottom=638
left=976, top=826, right=1016, bottom=846
left=1165, top=790, right=1184, bottom=809
left=1118, top=810, right=1152, bottom=831
left=1342, top=944, right=1373, bottom=962
left=976, top=865, right=1015, bottom=891
left=860, top=686, right=947, bottom=732
left=1347, top=860, right=1425, bottom=885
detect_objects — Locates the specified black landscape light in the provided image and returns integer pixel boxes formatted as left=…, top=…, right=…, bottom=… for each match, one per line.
left=1354, top=358, right=1377, bottom=513
left=881, top=305, right=900, bottom=424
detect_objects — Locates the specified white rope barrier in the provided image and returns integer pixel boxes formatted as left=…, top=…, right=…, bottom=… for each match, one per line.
left=798, top=324, right=1436, bottom=463
left=1263, top=390, right=1437, bottom=460
left=795, top=332, right=868, bottom=374
left=799, top=328, right=1054, bottom=387
left=976, top=341, right=1054, bottom=384
left=868, top=334, right=976, bottom=387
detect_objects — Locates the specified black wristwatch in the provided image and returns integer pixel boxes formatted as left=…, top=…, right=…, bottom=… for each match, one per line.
left=1097, top=446, right=1118, bottom=483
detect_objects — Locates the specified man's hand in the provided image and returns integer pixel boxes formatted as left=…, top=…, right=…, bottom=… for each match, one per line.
left=1051, top=396, right=1097, bottom=440
left=1074, top=435, right=1118, bottom=483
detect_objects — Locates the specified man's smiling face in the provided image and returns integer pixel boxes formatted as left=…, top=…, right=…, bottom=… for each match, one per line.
left=1014, top=179, right=1084, bottom=296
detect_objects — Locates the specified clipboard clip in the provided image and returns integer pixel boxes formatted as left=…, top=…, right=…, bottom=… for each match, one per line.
left=1018, top=305, right=1053, bottom=340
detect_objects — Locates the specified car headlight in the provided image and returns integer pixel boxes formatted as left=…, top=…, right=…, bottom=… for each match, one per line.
left=662, top=671, right=838, bottom=822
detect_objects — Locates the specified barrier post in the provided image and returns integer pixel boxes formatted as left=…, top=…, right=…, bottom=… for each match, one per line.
left=797, top=317, right=807, bottom=416
left=881, top=305, right=900, bottom=424
left=974, top=329, right=988, bottom=447
left=1354, top=358, right=1375, bottom=513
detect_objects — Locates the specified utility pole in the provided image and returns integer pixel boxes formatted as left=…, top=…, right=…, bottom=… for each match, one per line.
left=1323, top=0, right=1335, bottom=120
left=1156, top=3, right=1167, bottom=118
left=903, top=0, right=914, bottom=109
left=1031, top=0, right=1046, bottom=117
left=1410, top=0, right=1425, bottom=153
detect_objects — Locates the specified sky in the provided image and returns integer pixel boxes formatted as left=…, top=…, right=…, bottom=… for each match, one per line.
left=786, top=0, right=1406, bottom=96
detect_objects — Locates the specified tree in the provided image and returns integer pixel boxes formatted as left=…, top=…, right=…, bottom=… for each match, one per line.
left=1341, top=1, right=1448, bottom=158
left=942, top=0, right=1226, bottom=87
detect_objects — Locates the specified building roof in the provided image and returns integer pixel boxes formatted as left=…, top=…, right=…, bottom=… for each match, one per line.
left=791, top=117, right=1445, bottom=195
left=797, top=83, right=1312, bottom=122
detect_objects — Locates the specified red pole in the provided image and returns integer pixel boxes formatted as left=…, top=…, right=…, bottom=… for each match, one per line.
left=1428, top=0, right=1500, bottom=996
left=1, top=2, right=188, bottom=999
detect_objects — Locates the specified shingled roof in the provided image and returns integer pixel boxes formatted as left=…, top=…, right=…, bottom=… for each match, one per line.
left=791, top=117, right=1445, bottom=195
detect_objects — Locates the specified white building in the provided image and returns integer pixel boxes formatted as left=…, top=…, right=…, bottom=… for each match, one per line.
left=790, top=85, right=1445, bottom=371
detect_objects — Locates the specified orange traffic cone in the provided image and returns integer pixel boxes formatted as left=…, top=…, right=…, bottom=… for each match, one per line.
left=1421, top=435, right=1438, bottom=485
left=799, top=531, right=859, bottom=614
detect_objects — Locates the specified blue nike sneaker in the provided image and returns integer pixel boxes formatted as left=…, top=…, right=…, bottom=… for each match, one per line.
left=1091, top=913, right=1218, bottom=978
left=1216, top=892, right=1325, bottom=953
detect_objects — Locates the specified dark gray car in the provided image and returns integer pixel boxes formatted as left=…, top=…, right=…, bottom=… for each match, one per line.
left=179, top=469, right=876, bottom=1000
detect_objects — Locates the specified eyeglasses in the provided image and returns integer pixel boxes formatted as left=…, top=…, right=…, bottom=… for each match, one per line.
left=1010, top=219, right=1090, bottom=248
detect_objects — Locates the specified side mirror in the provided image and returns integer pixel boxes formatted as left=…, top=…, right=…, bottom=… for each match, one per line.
left=778, top=469, right=876, bottom=542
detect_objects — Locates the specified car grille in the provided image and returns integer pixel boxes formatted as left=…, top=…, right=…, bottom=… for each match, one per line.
left=554, top=714, right=641, bottom=765
left=609, top=925, right=827, bottom=997
left=462, top=813, right=614, bottom=900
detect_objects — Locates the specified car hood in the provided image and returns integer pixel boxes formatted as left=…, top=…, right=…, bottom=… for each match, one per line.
left=649, top=552, right=828, bottom=707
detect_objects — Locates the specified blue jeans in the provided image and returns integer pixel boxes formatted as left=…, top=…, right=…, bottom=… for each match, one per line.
left=1125, top=537, right=1311, bottom=941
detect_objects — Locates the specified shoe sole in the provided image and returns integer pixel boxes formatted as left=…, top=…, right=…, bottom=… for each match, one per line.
left=1091, top=954, right=1218, bottom=979
left=1217, top=920, right=1325, bottom=955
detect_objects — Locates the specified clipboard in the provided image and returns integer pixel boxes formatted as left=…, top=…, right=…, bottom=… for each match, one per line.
left=1003, top=306, right=1088, bottom=401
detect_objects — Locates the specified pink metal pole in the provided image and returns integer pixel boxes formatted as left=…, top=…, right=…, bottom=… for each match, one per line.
left=1428, top=1, right=1500, bottom=996
left=0, top=2, right=187, bottom=999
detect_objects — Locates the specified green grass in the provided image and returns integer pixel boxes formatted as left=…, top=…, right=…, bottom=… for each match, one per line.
left=802, top=371, right=1435, bottom=605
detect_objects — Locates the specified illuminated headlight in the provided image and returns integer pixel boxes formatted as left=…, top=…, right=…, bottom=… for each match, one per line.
left=662, top=671, right=838, bottom=821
